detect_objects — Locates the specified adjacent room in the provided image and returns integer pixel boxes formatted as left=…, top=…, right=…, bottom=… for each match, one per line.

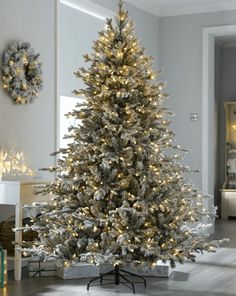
left=0, top=0, right=236, bottom=295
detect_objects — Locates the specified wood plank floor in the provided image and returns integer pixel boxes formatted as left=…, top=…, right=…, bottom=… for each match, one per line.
left=4, top=219, right=236, bottom=296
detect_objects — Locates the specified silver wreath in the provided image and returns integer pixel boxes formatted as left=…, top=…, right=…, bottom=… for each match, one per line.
left=1, top=42, right=43, bottom=104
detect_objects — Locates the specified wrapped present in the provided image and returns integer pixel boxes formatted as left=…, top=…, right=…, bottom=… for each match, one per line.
left=57, top=263, right=99, bottom=280
left=28, top=259, right=57, bottom=277
left=126, top=261, right=172, bottom=278
left=0, top=248, right=7, bottom=288
left=100, top=261, right=172, bottom=278
left=57, top=261, right=172, bottom=280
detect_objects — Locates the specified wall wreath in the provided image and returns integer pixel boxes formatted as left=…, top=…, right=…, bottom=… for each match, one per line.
left=1, top=42, right=43, bottom=104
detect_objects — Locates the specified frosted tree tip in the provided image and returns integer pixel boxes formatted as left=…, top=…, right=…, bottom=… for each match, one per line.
left=118, top=0, right=127, bottom=19
left=119, top=0, right=125, bottom=8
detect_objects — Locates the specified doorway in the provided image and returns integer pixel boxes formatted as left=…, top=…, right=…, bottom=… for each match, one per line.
left=202, top=25, right=236, bottom=222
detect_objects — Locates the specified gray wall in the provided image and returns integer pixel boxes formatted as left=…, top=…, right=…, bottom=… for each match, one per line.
left=0, top=0, right=56, bottom=180
left=60, top=3, right=106, bottom=97
left=159, top=10, right=236, bottom=191
left=0, top=0, right=56, bottom=222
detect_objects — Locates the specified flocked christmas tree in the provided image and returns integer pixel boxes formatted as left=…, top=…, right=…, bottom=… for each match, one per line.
left=21, top=0, right=222, bottom=269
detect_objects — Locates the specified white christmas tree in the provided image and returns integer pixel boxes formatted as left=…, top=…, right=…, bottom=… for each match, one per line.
left=21, top=0, right=222, bottom=270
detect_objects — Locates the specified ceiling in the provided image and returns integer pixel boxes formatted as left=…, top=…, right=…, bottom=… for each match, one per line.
left=125, top=0, right=236, bottom=17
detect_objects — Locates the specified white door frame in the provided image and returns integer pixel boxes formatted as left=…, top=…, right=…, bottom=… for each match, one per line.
left=202, top=25, right=236, bottom=197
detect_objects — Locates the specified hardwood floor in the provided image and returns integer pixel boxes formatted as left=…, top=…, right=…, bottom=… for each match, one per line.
left=4, top=219, right=236, bottom=296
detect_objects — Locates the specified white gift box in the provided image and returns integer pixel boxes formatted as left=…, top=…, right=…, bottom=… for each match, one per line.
left=28, top=259, right=57, bottom=277
left=57, top=261, right=171, bottom=280
left=100, top=261, right=172, bottom=278
left=57, top=263, right=100, bottom=280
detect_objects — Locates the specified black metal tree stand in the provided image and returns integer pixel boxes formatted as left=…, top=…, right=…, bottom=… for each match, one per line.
left=87, top=265, right=146, bottom=294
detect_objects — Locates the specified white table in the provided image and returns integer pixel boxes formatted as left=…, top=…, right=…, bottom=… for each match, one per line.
left=0, top=180, right=50, bottom=280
